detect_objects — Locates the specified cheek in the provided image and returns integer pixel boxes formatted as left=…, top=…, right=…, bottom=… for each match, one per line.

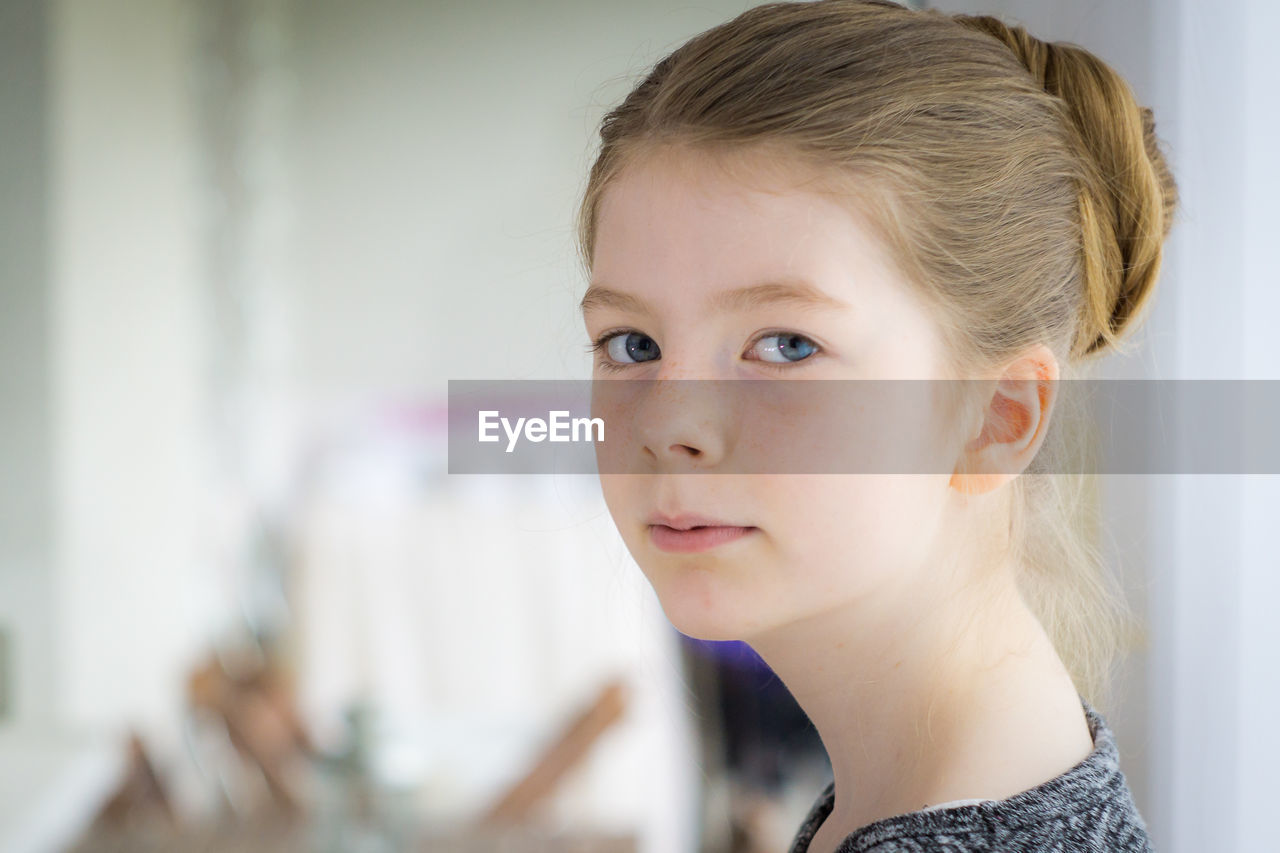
left=764, top=474, right=948, bottom=596
left=592, top=472, right=950, bottom=641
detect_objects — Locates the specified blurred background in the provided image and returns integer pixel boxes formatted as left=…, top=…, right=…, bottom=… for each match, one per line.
left=1, top=0, right=1277, bottom=851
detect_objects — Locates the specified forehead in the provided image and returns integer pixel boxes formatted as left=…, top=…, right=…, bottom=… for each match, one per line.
left=590, top=146, right=901, bottom=305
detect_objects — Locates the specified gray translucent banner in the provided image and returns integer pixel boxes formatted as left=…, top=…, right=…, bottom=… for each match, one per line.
left=448, top=379, right=1280, bottom=474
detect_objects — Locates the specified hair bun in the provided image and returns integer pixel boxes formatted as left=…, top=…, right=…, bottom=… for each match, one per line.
left=950, top=14, right=1180, bottom=359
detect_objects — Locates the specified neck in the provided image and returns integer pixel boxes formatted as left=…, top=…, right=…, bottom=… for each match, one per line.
left=745, top=543, right=1079, bottom=833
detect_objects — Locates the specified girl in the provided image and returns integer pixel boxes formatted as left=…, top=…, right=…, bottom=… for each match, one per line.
left=575, top=1, right=1176, bottom=850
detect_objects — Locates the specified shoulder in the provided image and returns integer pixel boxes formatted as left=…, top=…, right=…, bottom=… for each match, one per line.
left=788, top=698, right=1155, bottom=853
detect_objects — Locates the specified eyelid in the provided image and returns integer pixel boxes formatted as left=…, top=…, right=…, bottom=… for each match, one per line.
left=585, top=326, right=635, bottom=354
left=746, top=329, right=824, bottom=358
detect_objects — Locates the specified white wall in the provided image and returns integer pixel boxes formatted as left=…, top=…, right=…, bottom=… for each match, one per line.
left=1235, top=1, right=1280, bottom=845
left=1151, top=3, right=1280, bottom=851
left=47, top=0, right=215, bottom=740
left=0, top=0, right=56, bottom=727
left=287, top=0, right=769, bottom=398
left=1, top=0, right=216, bottom=739
left=0, top=0, right=224, bottom=844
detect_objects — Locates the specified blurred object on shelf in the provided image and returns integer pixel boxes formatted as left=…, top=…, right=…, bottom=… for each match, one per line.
left=309, top=700, right=422, bottom=853
left=415, top=826, right=639, bottom=853
left=71, top=820, right=637, bottom=853
left=89, top=731, right=178, bottom=832
left=68, top=653, right=641, bottom=852
left=477, top=676, right=629, bottom=826
left=186, top=642, right=317, bottom=818
left=66, top=812, right=297, bottom=853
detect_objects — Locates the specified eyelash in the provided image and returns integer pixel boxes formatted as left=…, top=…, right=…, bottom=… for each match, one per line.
left=583, top=327, right=823, bottom=374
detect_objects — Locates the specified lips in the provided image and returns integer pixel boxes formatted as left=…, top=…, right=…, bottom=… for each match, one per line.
left=645, top=511, right=757, bottom=554
left=648, top=522, right=756, bottom=553
left=645, top=511, right=745, bottom=531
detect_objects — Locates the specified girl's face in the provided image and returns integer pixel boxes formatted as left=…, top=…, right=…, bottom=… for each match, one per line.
left=582, top=146, right=969, bottom=642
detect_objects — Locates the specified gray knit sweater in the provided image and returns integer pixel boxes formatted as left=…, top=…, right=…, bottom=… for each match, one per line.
left=786, top=695, right=1154, bottom=852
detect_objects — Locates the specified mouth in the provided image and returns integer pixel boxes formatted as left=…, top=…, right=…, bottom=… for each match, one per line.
left=646, top=511, right=745, bottom=530
left=647, top=522, right=757, bottom=554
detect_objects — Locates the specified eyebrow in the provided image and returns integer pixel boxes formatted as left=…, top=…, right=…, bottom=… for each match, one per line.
left=579, top=277, right=850, bottom=316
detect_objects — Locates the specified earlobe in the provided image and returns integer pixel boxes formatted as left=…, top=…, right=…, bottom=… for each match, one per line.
left=949, top=422, right=1012, bottom=495
left=949, top=469, right=1007, bottom=495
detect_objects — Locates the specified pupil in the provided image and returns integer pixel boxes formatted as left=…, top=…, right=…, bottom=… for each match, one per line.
left=781, top=335, right=813, bottom=361
left=627, top=333, right=656, bottom=360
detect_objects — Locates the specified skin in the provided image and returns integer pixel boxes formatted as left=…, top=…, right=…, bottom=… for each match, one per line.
left=580, top=145, right=1094, bottom=850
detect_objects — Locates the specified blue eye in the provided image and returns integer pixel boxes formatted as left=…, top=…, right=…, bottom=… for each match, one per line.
left=751, top=332, right=819, bottom=364
left=588, top=329, right=660, bottom=371
left=607, top=331, right=660, bottom=364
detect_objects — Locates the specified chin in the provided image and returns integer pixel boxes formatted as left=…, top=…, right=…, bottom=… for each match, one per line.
left=635, top=557, right=758, bottom=642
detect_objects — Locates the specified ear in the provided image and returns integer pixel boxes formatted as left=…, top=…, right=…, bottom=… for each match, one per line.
left=949, top=344, right=1060, bottom=496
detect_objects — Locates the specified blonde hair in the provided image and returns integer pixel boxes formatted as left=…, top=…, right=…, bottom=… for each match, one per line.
left=575, top=0, right=1179, bottom=708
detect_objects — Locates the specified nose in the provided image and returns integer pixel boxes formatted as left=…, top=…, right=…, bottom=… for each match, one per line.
left=641, top=345, right=741, bottom=465
left=591, top=370, right=736, bottom=473
left=641, top=374, right=730, bottom=468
